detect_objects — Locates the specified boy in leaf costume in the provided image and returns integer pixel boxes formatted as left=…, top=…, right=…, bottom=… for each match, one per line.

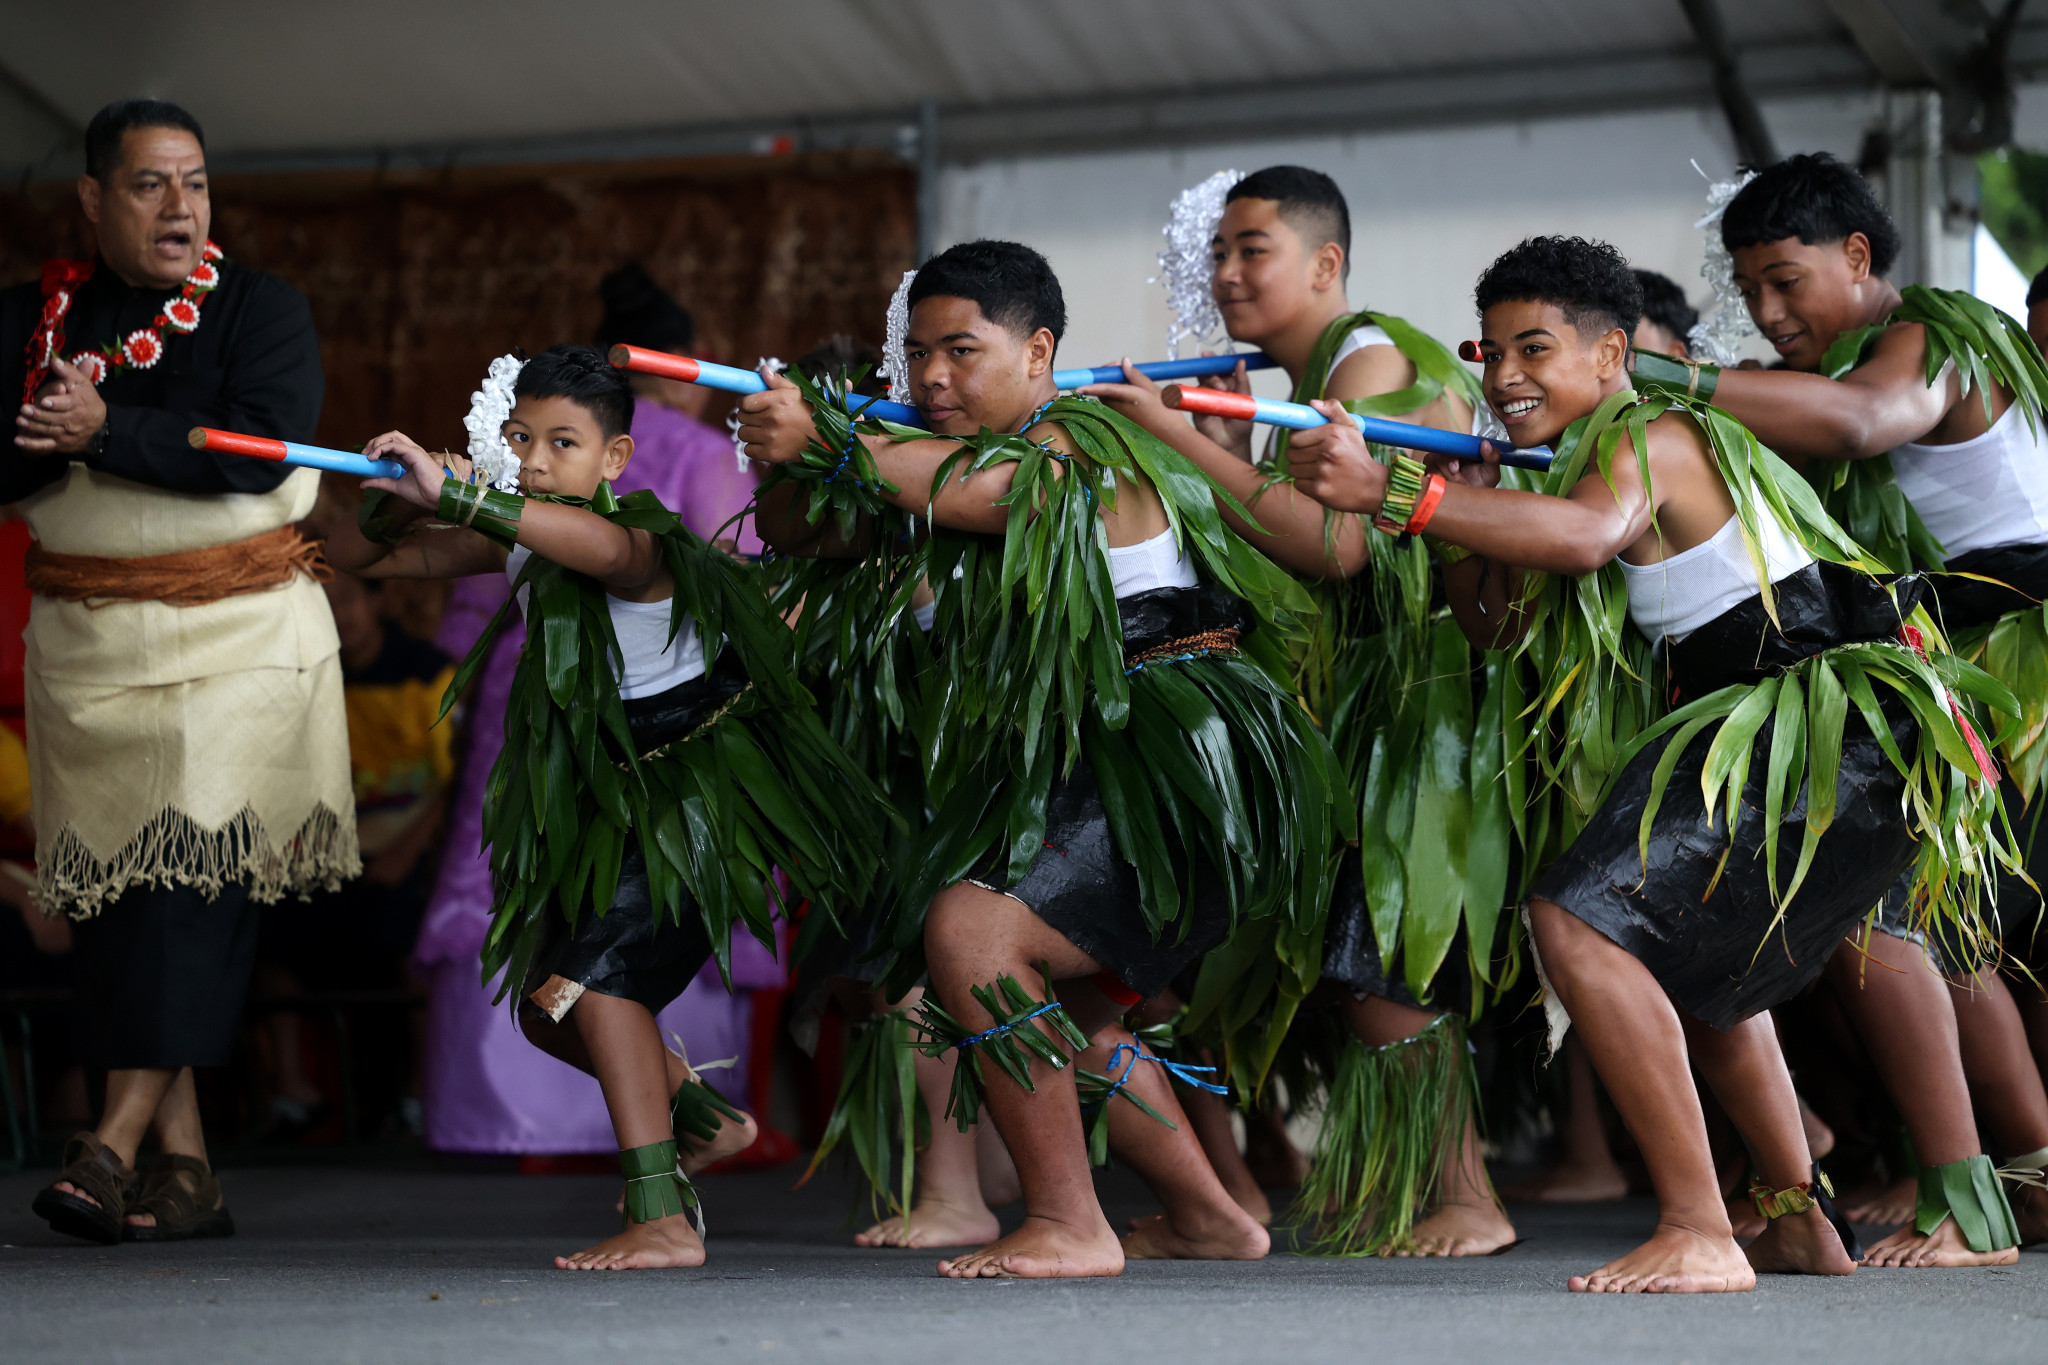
left=1638, top=153, right=2048, bottom=1265
left=326, top=346, right=882, bottom=1271
left=1292, top=235, right=2018, bottom=1294
left=742, top=240, right=1346, bottom=1278
left=1082, top=166, right=1516, bottom=1256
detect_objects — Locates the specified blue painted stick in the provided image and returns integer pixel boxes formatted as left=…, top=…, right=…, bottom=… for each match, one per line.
left=1053, top=352, right=1278, bottom=389
left=190, top=427, right=407, bottom=479
left=1161, top=386, right=1554, bottom=472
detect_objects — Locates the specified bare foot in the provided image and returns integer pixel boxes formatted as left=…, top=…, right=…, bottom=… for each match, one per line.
left=1500, top=1159, right=1628, bottom=1203
left=681, top=1110, right=758, bottom=1176
left=1744, top=1206, right=1855, bottom=1276
left=1842, top=1176, right=1914, bottom=1226
left=1725, top=1194, right=1764, bottom=1242
left=1385, top=1199, right=1516, bottom=1257
left=1217, top=1171, right=1272, bottom=1225
left=936, top=1213, right=1124, bottom=1279
left=855, top=1198, right=1001, bottom=1248
left=1569, top=1223, right=1756, bottom=1293
left=1121, top=1207, right=1269, bottom=1261
left=1859, top=1216, right=2019, bottom=1268
left=555, top=1211, right=705, bottom=1270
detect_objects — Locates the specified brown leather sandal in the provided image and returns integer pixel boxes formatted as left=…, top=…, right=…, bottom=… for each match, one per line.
left=30, top=1131, right=136, bottom=1245
left=124, top=1154, right=236, bottom=1242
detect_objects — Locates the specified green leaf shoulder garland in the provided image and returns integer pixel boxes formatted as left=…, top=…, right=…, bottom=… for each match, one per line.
left=1806, top=285, right=2048, bottom=574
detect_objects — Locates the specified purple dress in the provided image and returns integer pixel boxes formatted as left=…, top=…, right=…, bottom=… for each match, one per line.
left=412, top=404, right=777, bottom=1154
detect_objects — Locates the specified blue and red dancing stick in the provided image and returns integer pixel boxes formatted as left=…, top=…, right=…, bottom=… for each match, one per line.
left=189, top=427, right=406, bottom=479
left=1160, top=385, right=1554, bottom=472
left=608, top=343, right=1280, bottom=427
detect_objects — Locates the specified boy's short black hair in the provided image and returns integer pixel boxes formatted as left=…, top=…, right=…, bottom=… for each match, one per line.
left=908, top=240, right=1066, bottom=348
left=1632, top=269, right=1698, bottom=344
left=1721, top=152, right=1901, bottom=277
left=2028, top=264, right=2048, bottom=309
left=594, top=262, right=695, bottom=356
left=1475, top=236, right=1642, bottom=338
left=1226, top=166, right=1352, bottom=280
left=85, top=99, right=205, bottom=179
left=514, top=344, right=635, bottom=441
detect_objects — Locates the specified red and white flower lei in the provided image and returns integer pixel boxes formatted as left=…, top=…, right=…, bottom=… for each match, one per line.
left=20, top=240, right=225, bottom=403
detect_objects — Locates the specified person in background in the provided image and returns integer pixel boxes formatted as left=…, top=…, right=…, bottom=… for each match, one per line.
left=252, top=571, right=454, bottom=1141
left=1631, top=269, right=1698, bottom=359
left=594, top=262, right=764, bottom=555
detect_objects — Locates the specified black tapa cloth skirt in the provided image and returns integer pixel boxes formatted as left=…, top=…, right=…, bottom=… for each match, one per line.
left=1529, top=562, right=1926, bottom=1030
left=518, top=653, right=749, bottom=1017
left=1321, top=855, right=1471, bottom=1015
left=1931, top=540, right=2048, bottom=631
left=968, top=585, right=1246, bottom=1000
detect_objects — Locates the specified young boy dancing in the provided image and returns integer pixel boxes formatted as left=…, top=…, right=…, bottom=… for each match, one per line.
left=1640, top=153, right=2048, bottom=1264
left=742, top=240, right=1347, bottom=1278
left=324, top=345, right=878, bottom=1270
left=1290, top=235, right=2010, bottom=1293
left=1083, top=165, right=1514, bottom=1256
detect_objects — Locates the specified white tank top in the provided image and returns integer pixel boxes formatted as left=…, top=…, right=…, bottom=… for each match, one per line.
left=1890, top=399, right=2048, bottom=558
left=505, top=545, right=706, bottom=700
left=1107, top=528, right=1198, bottom=598
left=1619, top=505, right=1814, bottom=648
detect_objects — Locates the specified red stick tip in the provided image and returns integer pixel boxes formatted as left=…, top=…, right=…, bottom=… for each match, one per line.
left=189, top=427, right=287, bottom=460
left=609, top=344, right=700, bottom=383
left=1163, top=385, right=1257, bottom=419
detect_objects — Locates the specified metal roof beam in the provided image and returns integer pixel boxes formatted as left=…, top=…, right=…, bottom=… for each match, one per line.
left=178, top=36, right=1873, bottom=183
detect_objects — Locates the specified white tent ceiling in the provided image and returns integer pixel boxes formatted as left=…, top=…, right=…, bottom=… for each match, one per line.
left=3, top=0, right=2045, bottom=175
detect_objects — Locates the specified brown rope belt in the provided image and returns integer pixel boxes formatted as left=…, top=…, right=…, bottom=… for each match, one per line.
left=25, top=524, right=333, bottom=608
left=1123, top=627, right=1242, bottom=676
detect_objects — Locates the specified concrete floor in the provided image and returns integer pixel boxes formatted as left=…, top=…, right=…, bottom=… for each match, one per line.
left=3, top=1162, right=2046, bottom=1365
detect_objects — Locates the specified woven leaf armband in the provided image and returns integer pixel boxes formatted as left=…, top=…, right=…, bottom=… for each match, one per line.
left=438, top=477, right=524, bottom=550
left=911, top=971, right=1090, bottom=1131
left=1631, top=347, right=1720, bottom=401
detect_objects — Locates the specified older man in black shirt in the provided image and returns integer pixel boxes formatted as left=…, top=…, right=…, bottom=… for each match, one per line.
left=2, top=99, right=355, bottom=1245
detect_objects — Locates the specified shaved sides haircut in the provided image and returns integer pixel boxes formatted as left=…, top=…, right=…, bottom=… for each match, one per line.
left=1227, top=166, right=1352, bottom=280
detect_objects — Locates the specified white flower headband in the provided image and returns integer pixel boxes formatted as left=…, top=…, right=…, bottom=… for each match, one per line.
left=1154, top=169, right=1244, bottom=359
left=881, top=269, right=917, bottom=404
left=463, top=353, right=526, bottom=493
left=1687, top=163, right=1761, bottom=366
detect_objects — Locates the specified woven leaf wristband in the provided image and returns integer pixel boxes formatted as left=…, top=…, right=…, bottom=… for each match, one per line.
left=1631, top=347, right=1720, bottom=401
left=1373, top=452, right=1430, bottom=535
left=438, top=477, right=524, bottom=550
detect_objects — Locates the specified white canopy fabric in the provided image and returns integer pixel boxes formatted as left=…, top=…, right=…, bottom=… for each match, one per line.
left=0, top=0, right=1997, bottom=174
